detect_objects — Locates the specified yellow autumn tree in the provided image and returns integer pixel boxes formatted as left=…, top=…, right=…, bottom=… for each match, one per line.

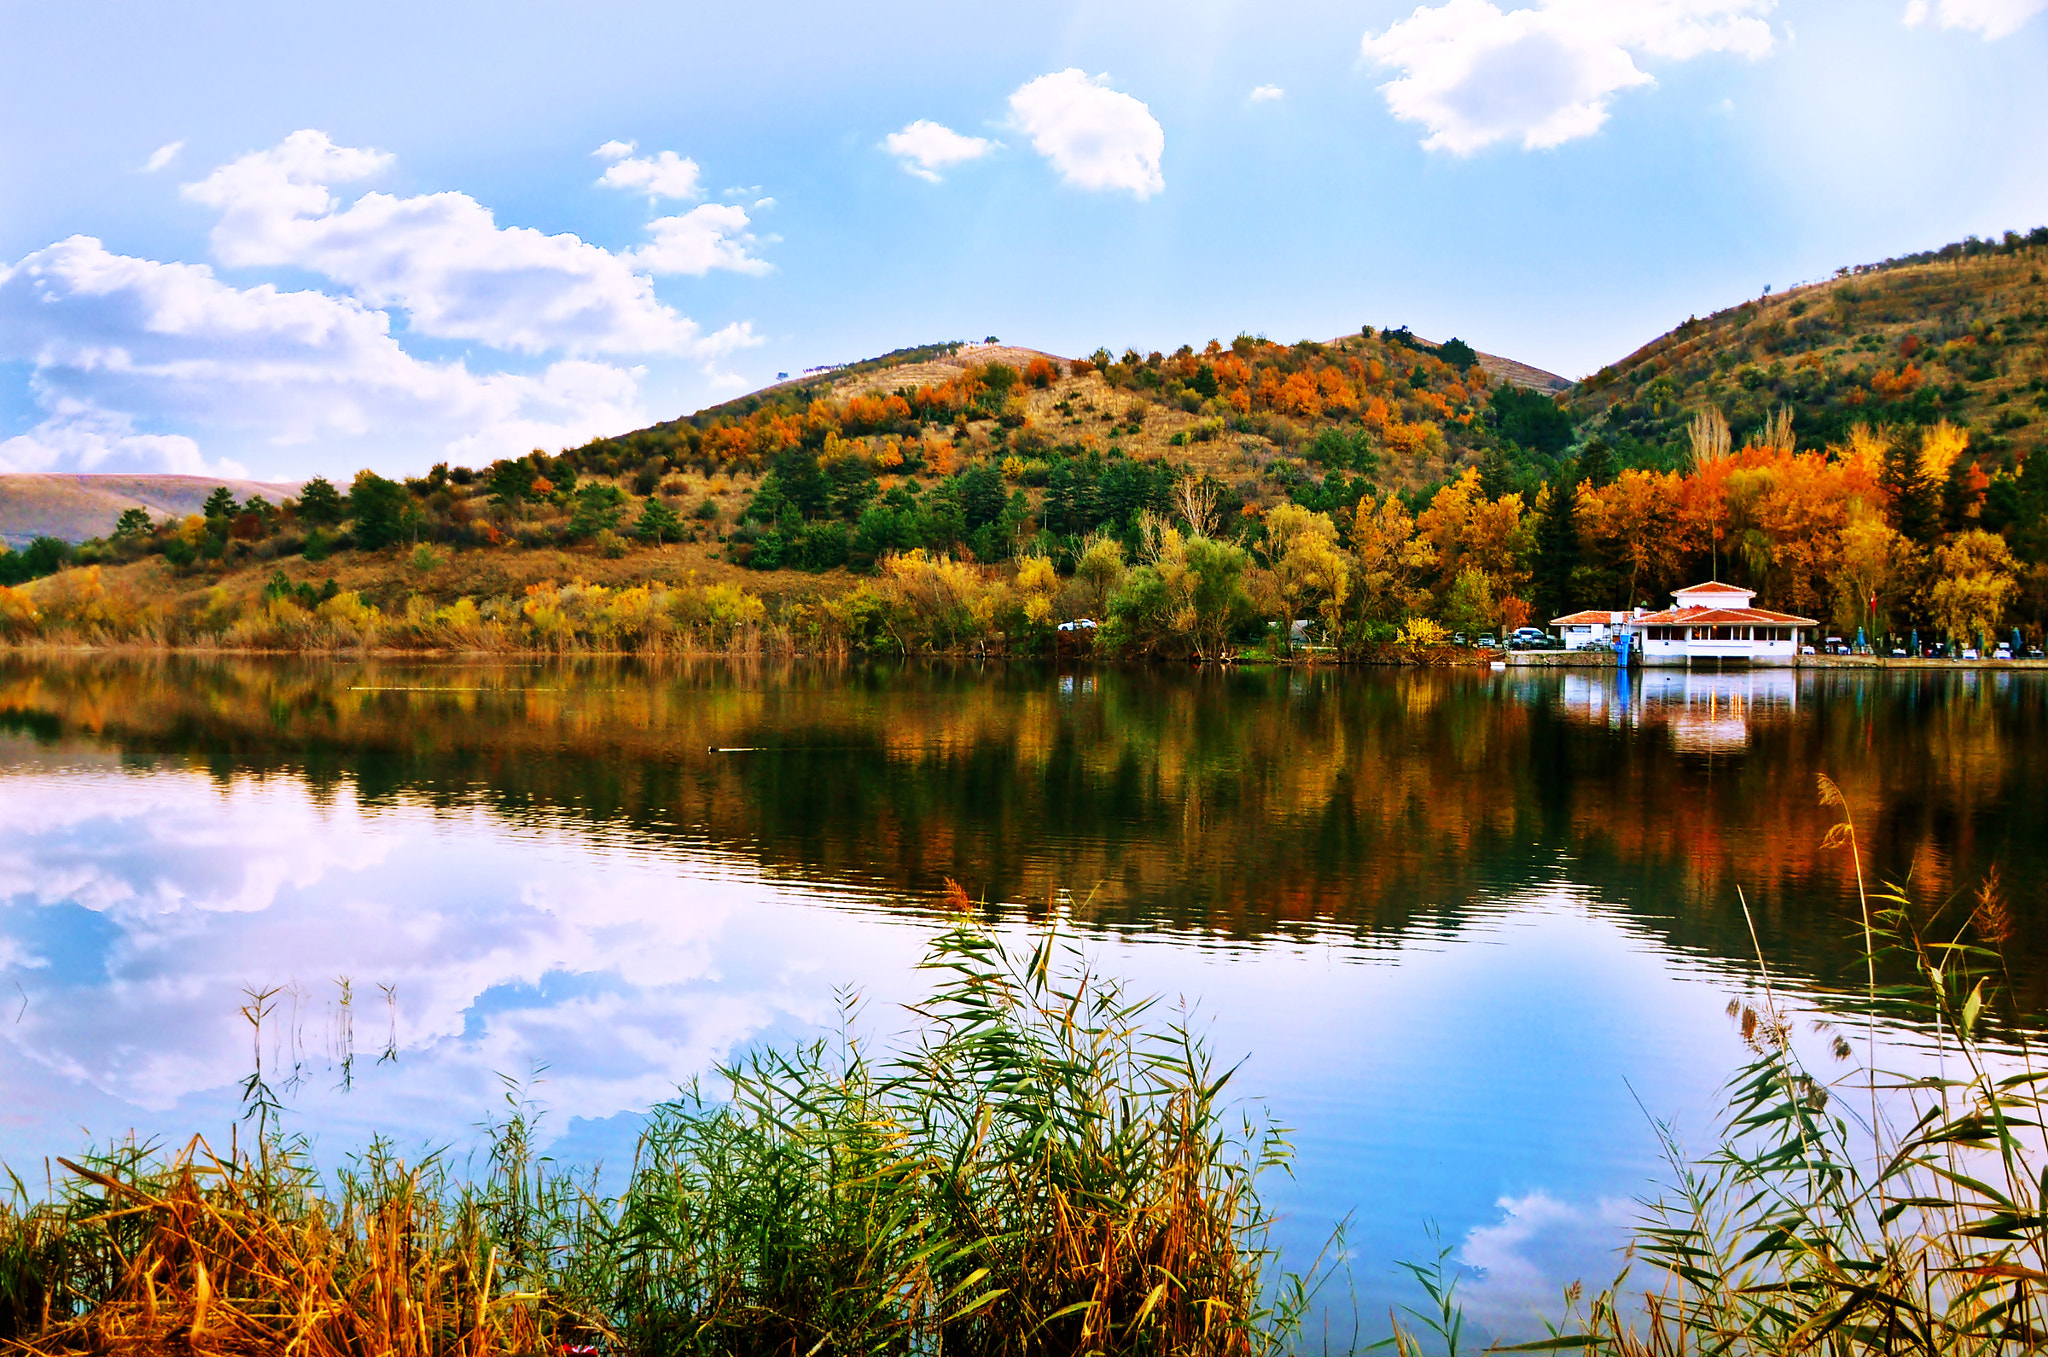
left=1919, top=419, right=1970, bottom=486
left=1350, top=493, right=1437, bottom=624
left=1832, top=508, right=1914, bottom=635
left=1928, top=529, right=2018, bottom=645
left=1264, top=504, right=1352, bottom=647
left=1014, top=553, right=1059, bottom=626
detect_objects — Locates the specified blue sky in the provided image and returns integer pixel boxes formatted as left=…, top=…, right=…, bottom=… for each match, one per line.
left=2, top=0, right=2044, bottom=480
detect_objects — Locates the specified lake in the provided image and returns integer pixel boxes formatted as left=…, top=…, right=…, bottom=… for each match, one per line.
left=2, top=656, right=2044, bottom=1343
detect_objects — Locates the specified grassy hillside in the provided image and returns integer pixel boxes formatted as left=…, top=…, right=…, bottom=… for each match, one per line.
left=549, top=327, right=1575, bottom=580
left=0, top=473, right=303, bottom=547
left=9, top=235, right=2048, bottom=656
left=0, top=325, right=1580, bottom=655
left=1569, top=229, right=2048, bottom=468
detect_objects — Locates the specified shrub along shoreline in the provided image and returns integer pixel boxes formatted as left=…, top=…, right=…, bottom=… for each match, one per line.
left=0, top=546, right=1498, bottom=664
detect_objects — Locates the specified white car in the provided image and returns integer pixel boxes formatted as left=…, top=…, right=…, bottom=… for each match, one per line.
left=1995, top=644, right=2013, bottom=660
left=1057, top=618, right=1098, bottom=632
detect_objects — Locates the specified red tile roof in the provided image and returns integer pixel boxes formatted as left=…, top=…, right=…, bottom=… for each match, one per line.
left=1630, top=605, right=1817, bottom=626
left=1550, top=610, right=1622, bottom=625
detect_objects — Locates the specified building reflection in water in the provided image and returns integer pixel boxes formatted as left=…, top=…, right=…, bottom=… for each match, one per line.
left=1556, top=666, right=1798, bottom=751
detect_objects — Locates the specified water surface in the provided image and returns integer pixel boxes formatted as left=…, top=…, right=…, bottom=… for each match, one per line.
left=2, top=657, right=2043, bottom=1341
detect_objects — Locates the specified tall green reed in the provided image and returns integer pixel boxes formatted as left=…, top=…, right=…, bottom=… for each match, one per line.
left=1485, top=774, right=2048, bottom=1356
left=0, top=904, right=1323, bottom=1356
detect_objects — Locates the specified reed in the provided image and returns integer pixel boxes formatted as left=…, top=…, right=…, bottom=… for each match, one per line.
left=1451, top=776, right=2048, bottom=1356
left=0, top=907, right=1317, bottom=1356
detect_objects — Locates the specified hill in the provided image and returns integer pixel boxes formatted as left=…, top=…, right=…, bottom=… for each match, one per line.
left=0, top=333, right=1566, bottom=549
left=0, top=473, right=304, bottom=546
left=8, top=232, right=2047, bottom=658
left=1568, top=230, right=2048, bottom=468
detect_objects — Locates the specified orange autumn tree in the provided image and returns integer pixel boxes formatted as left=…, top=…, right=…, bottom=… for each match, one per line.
left=1582, top=469, right=1692, bottom=608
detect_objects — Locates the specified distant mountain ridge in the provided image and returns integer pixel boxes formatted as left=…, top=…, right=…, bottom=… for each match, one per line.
left=0, top=474, right=304, bottom=546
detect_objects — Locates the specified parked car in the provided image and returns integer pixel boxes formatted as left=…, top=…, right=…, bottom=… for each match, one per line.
left=1056, top=618, right=1097, bottom=632
left=1962, top=648, right=1980, bottom=660
left=1801, top=645, right=1816, bottom=655
left=1890, top=648, right=1907, bottom=658
left=1477, top=634, right=1499, bottom=649
left=1995, top=644, right=2014, bottom=659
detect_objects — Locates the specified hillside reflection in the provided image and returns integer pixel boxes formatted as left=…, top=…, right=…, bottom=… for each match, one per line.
left=3, top=655, right=2044, bottom=1012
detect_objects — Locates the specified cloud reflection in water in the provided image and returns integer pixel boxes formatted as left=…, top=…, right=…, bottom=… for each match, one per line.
left=0, top=749, right=935, bottom=1154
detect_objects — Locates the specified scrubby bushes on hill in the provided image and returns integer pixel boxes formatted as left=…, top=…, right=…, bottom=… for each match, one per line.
left=1572, top=225, right=2048, bottom=468
left=8, top=405, right=2048, bottom=653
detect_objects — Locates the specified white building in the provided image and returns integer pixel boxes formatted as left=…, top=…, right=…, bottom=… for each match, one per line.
left=1623, top=582, right=1814, bottom=666
left=1550, top=609, right=1630, bottom=650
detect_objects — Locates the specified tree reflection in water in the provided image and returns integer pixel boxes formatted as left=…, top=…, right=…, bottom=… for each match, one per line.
left=2, top=654, right=2044, bottom=1016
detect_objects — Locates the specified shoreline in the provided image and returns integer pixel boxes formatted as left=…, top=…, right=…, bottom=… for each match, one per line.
left=5, top=641, right=2048, bottom=671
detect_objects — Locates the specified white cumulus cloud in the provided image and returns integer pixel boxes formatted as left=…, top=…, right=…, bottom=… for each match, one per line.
left=1362, top=0, right=1776, bottom=154
left=1903, top=0, right=2046, bottom=37
left=884, top=120, right=996, bottom=182
left=183, top=130, right=754, bottom=356
left=0, top=409, right=228, bottom=477
left=0, top=235, right=649, bottom=473
left=595, top=147, right=704, bottom=200
left=1008, top=70, right=1165, bottom=198
left=1249, top=84, right=1285, bottom=102
left=142, top=141, right=185, bottom=173
left=634, top=204, right=773, bottom=277
left=0, top=132, right=770, bottom=476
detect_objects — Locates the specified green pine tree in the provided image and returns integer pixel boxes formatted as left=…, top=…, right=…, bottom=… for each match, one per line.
left=296, top=476, right=345, bottom=527
left=1533, top=469, right=1582, bottom=621
left=201, top=485, right=238, bottom=522
left=113, top=507, right=153, bottom=539
left=634, top=495, right=684, bottom=545
left=1577, top=437, right=1617, bottom=489
left=1882, top=433, right=1940, bottom=546
left=348, top=473, right=411, bottom=550
left=568, top=483, right=627, bottom=539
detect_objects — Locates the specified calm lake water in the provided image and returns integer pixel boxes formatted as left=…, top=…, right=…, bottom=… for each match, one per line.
left=2, top=656, right=2044, bottom=1342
